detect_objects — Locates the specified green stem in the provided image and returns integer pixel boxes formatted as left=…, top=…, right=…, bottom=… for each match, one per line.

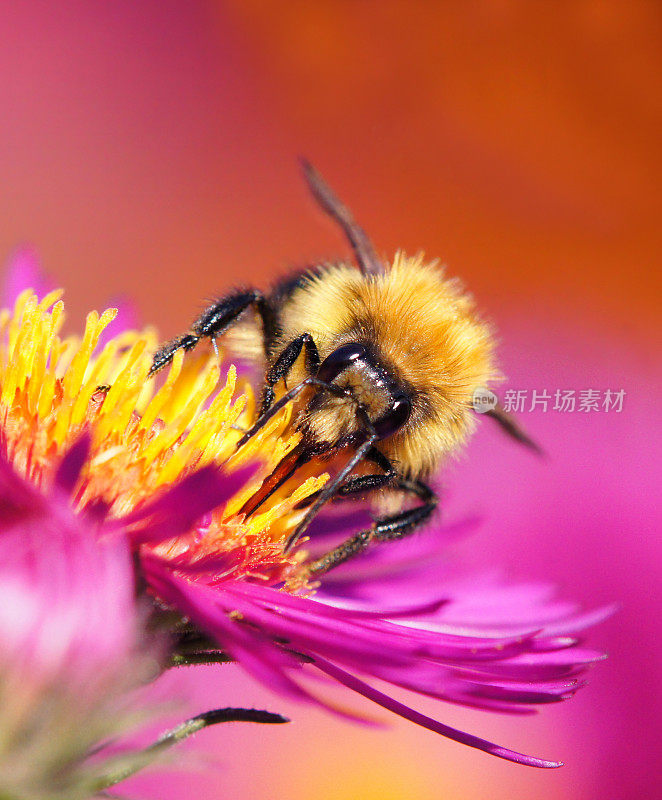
left=169, top=651, right=234, bottom=667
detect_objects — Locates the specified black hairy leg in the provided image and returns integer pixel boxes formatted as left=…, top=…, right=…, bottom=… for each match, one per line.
left=235, top=370, right=382, bottom=553
left=237, top=439, right=330, bottom=519
left=283, top=434, right=378, bottom=554
left=236, top=374, right=361, bottom=449
left=294, top=445, right=396, bottom=508
left=260, top=333, right=320, bottom=416
left=148, top=290, right=278, bottom=376
left=235, top=374, right=373, bottom=522
left=307, top=478, right=438, bottom=576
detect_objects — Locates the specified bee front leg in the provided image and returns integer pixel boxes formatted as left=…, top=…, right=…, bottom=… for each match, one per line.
left=260, top=333, right=320, bottom=415
left=149, top=290, right=277, bottom=376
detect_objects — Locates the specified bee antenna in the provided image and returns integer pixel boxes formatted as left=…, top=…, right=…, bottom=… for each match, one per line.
left=300, top=158, right=384, bottom=277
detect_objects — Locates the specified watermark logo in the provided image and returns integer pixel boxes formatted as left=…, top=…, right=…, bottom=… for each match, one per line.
left=472, top=387, right=498, bottom=413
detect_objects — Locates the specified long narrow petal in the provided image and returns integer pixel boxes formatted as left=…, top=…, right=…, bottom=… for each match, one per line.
left=312, top=658, right=563, bottom=768
left=124, top=464, right=257, bottom=544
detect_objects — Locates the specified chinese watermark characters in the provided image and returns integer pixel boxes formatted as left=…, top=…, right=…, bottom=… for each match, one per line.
left=496, top=389, right=626, bottom=414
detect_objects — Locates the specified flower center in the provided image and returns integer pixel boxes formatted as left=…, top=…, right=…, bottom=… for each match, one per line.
left=0, top=289, right=327, bottom=588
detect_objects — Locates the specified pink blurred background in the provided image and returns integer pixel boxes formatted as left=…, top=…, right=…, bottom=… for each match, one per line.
left=0, top=2, right=659, bottom=798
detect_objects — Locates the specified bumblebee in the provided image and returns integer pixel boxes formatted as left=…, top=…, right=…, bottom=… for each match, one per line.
left=149, top=162, right=535, bottom=574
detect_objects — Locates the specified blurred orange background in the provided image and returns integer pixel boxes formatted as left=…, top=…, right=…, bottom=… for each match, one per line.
left=1, top=1, right=659, bottom=346
left=0, top=2, right=659, bottom=799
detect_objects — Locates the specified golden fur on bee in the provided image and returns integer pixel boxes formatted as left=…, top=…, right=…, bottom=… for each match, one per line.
left=225, top=251, right=498, bottom=478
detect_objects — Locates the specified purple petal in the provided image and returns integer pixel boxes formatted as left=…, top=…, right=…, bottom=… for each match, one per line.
left=54, top=434, right=91, bottom=497
left=464, top=678, right=583, bottom=704
left=455, top=648, right=605, bottom=681
left=315, top=597, right=451, bottom=619
left=0, top=453, right=48, bottom=524
left=529, top=604, right=617, bottom=637
left=218, top=583, right=543, bottom=672
left=312, top=658, right=563, bottom=768
left=122, top=463, right=258, bottom=545
left=0, top=464, right=136, bottom=683
left=143, top=555, right=312, bottom=704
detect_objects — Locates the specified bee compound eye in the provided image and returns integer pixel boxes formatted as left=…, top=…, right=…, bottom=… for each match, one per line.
left=373, top=395, right=412, bottom=439
left=316, top=343, right=368, bottom=383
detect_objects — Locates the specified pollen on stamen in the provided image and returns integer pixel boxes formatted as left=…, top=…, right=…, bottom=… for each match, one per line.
left=0, top=289, right=328, bottom=588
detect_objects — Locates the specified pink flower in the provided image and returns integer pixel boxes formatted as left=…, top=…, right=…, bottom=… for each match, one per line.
left=0, top=439, right=159, bottom=798
left=0, top=251, right=610, bottom=780
left=143, top=507, right=611, bottom=769
left=0, top=434, right=289, bottom=799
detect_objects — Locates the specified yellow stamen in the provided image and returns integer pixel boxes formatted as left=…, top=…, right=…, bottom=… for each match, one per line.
left=0, top=289, right=328, bottom=590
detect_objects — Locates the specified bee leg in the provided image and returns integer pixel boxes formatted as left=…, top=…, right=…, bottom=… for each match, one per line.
left=372, top=479, right=438, bottom=542
left=149, top=332, right=201, bottom=376
left=294, top=446, right=396, bottom=508
left=294, top=473, right=392, bottom=509
left=283, top=433, right=378, bottom=554
left=307, top=479, right=438, bottom=576
left=238, top=440, right=331, bottom=518
left=236, top=376, right=352, bottom=449
left=149, top=290, right=278, bottom=376
left=260, top=333, right=320, bottom=416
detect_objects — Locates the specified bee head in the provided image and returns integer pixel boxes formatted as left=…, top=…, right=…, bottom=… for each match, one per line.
left=299, top=343, right=412, bottom=448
